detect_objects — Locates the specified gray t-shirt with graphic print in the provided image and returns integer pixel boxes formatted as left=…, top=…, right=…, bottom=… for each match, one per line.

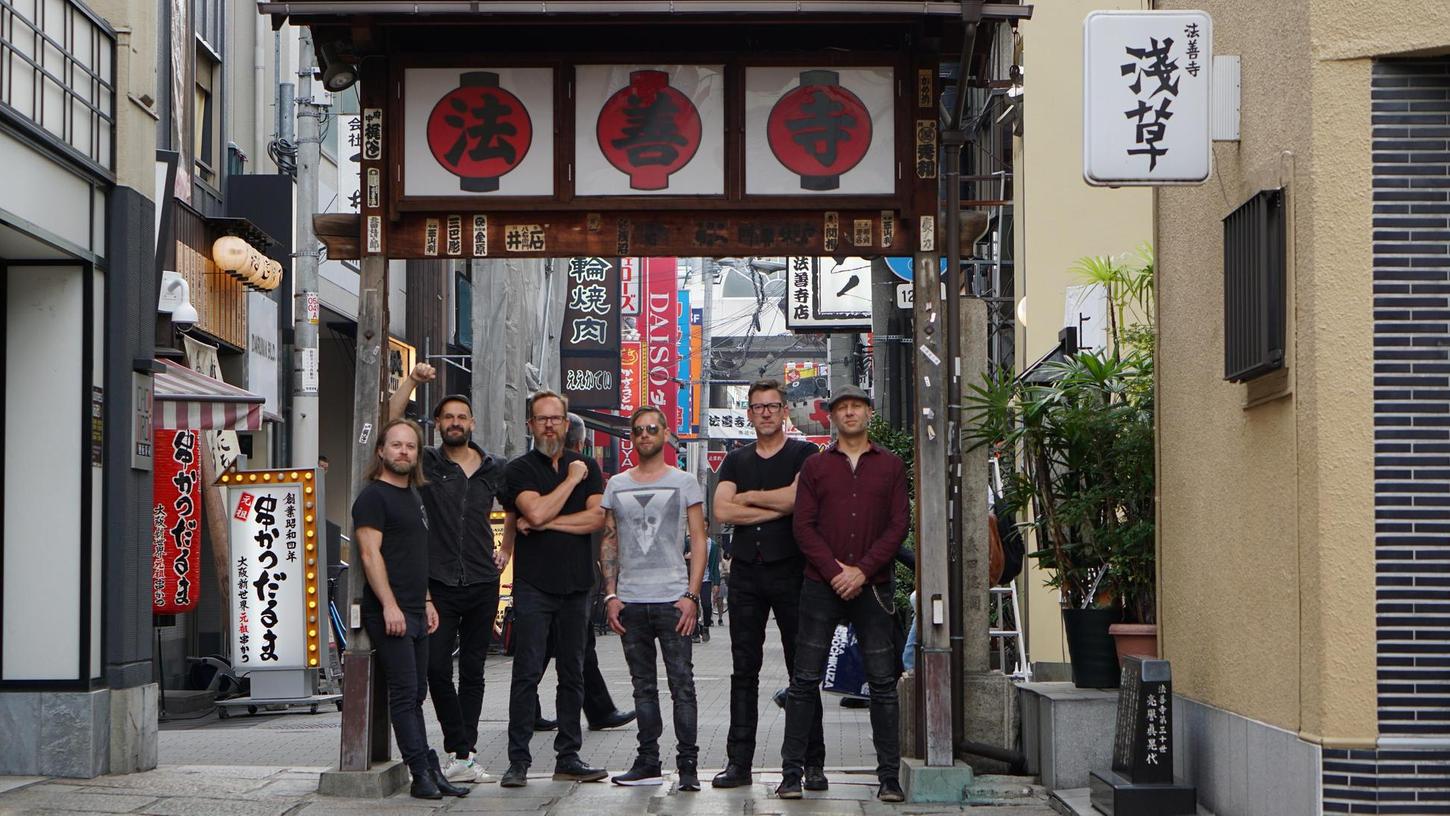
left=603, top=467, right=704, bottom=604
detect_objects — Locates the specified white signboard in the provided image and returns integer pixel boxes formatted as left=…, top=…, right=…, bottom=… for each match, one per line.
left=225, top=472, right=322, bottom=671
left=339, top=114, right=361, bottom=213
left=784, top=256, right=874, bottom=331
left=575, top=65, right=725, bottom=196
left=745, top=66, right=895, bottom=196
left=704, top=407, right=800, bottom=440
left=403, top=68, right=555, bottom=197
left=1083, top=11, right=1212, bottom=186
left=247, top=293, right=280, bottom=416
left=1064, top=284, right=1109, bottom=353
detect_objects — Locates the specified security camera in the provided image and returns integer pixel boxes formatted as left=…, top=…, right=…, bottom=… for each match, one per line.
left=158, top=270, right=198, bottom=333
left=171, top=301, right=198, bottom=333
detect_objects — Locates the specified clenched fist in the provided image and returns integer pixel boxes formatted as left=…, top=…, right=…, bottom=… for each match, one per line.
left=410, top=362, right=437, bottom=383
left=567, top=459, right=588, bottom=482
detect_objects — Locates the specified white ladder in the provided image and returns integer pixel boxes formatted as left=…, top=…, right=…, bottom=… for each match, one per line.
left=989, top=584, right=1031, bottom=682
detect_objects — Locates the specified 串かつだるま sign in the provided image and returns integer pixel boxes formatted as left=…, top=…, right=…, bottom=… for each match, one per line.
left=223, top=470, right=323, bottom=670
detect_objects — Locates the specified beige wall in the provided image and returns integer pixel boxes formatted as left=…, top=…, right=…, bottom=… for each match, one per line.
left=91, top=0, right=159, bottom=192
left=1013, top=0, right=1154, bottom=666
left=1152, top=0, right=1446, bottom=744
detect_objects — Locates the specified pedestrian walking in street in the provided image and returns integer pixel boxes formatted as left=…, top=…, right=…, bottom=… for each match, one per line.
left=526, top=414, right=637, bottom=733
left=601, top=405, right=708, bottom=790
left=388, top=364, right=505, bottom=785
left=710, top=379, right=825, bottom=790
left=499, top=391, right=609, bottom=787
left=352, top=419, right=470, bottom=801
left=697, top=534, right=721, bottom=643
left=777, top=385, right=910, bottom=803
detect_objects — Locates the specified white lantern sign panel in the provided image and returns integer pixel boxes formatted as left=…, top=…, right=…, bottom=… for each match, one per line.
left=404, top=68, right=555, bottom=197
left=575, top=65, right=725, bottom=196
left=745, top=66, right=895, bottom=196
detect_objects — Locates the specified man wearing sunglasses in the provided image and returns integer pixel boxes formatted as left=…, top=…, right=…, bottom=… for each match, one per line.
left=600, top=406, right=708, bottom=790
left=499, top=390, right=608, bottom=788
left=710, top=378, right=825, bottom=790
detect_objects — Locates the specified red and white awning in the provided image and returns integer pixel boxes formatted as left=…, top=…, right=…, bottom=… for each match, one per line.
left=153, top=359, right=266, bottom=431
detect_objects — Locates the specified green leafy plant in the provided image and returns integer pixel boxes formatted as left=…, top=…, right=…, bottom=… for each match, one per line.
left=964, top=246, right=1156, bottom=623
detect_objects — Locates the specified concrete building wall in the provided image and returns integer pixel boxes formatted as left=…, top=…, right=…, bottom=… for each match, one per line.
left=1012, top=0, right=1154, bottom=669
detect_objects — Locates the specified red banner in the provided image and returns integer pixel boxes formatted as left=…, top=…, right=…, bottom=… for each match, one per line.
left=152, top=430, right=201, bottom=614
left=644, top=258, right=680, bottom=466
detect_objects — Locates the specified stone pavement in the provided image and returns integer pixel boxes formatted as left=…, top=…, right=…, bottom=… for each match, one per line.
left=0, top=618, right=1055, bottom=814
left=0, top=765, right=1056, bottom=815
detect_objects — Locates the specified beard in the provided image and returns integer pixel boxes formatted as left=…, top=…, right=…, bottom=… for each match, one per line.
left=441, top=426, right=469, bottom=447
left=383, top=457, right=415, bottom=476
left=536, top=435, right=563, bottom=458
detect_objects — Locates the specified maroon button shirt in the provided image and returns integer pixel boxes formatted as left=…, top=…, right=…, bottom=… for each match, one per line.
left=792, top=442, right=910, bottom=585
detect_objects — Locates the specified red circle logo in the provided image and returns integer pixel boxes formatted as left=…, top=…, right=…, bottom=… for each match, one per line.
left=767, top=70, right=872, bottom=191
left=426, top=71, right=533, bottom=193
left=597, top=70, right=702, bottom=191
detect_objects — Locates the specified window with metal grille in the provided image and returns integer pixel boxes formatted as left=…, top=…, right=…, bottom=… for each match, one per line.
left=1222, top=188, right=1286, bottom=382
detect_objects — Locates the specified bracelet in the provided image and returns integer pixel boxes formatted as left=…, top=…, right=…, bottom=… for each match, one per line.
left=425, top=598, right=434, bottom=604
left=681, top=591, right=700, bottom=604
left=603, top=593, right=620, bottom=603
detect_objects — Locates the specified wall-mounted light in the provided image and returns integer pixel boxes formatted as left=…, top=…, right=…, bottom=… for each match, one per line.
left=318, top=41, right=358, bottom=93
left=158, top=271, right=199, bottom=333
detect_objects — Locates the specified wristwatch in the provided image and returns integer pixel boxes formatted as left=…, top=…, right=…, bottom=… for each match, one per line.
left=681, top=591, right=700, bottom=604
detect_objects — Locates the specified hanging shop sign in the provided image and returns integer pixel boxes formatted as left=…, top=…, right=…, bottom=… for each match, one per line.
left=404, top=68, right=554, bottom=197
left=619, top=341, right=646, bottom=413
left=1083, top=11, right=1213, bottom=186
left=576, top=65, right=724, bottom=196
left=784, top=256, right=874, bottom=331
left=560, top=257, right=622, bottom=409
left=221, top=470, right=323, bottom=671
left=152, top=430, right=201, bottom=615
left=644, top=258, right=680, bottom=464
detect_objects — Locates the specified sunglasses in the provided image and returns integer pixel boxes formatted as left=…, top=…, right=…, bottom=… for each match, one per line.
left=631, top=423, right=662, bottom=437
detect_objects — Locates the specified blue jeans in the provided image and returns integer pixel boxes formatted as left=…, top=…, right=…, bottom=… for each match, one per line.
left=782, top=579, right=901, bottom=781
left=619, top=602, right=698, bottom=768
left=507, top=581, right=589, bottom=765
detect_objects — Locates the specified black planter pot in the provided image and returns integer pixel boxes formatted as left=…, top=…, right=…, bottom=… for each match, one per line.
left=1062, top=608, right=1121, bottom=689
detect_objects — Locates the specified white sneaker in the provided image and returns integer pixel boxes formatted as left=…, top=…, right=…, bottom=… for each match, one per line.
left=443, top=756, right=493, bottom=783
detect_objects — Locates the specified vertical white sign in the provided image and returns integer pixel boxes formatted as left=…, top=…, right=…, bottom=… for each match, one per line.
left=228, top=483, right=308, bottom=670
left=1084, top=11, right=1212, bottom=185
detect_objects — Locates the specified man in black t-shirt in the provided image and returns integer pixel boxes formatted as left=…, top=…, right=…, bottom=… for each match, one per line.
left=497, top=390, right=609, bottom=788
left=709, top=379, right=826, bottom=790
left=352, top=419, right=467, bottom=801
left=388, top=363, right=506, bottom=784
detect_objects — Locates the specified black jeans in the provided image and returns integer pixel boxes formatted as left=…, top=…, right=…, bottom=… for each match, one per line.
left=783, top=579, right=901, bottom=781
left=427, top=578, right=500, bottom=758
left=619, top=602, right=698, bottom=768
left=699, top=581, right=713, bottom=628
left=726, top=557, right=823, bottom=769
left=538, top=623, right=620, bottom=724
left=507, top=581, right=589, bottom=765
left=363, top=611, right=431, bottom=776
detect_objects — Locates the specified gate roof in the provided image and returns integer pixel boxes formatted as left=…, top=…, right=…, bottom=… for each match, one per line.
left=257, top=1, right=1032, bottom=23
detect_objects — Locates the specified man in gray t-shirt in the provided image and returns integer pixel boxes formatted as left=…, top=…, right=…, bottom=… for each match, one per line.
left=601, top=406, right=708, bottom=790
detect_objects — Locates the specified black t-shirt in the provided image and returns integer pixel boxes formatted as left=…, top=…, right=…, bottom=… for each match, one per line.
left=503, top=448, right=604, bottom=595
left=351, top=480, right=430, bottom=615
left=420, top=444, right=506, bottom=587
left=717, top=438, right=817, bottom=564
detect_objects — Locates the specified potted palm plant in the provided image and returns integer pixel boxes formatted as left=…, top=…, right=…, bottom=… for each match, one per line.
left=965, top=246, right=1156, bottom=687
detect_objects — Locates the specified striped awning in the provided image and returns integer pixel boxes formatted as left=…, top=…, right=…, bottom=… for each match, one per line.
left=153, top=359, right=266, bottom=431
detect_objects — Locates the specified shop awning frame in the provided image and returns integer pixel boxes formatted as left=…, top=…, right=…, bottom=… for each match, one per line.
left=153, top=359, right=267, bottom=431
left=257, top=1, right=1033, bottom=21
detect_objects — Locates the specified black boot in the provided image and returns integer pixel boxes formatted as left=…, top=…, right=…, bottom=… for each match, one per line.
left=427, top=750, right=470, bottom=797
left=409, top=766, right=442, bottom=800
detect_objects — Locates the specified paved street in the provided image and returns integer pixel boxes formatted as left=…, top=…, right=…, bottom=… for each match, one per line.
left=0, top=617, right=1054, bottom=814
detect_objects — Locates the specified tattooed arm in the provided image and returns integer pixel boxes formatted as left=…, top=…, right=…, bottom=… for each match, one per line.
left=601, top=509, right=626, bottom=634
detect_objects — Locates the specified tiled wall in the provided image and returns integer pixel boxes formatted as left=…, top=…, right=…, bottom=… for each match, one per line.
left=1334, top=55, right=1450, bottom=816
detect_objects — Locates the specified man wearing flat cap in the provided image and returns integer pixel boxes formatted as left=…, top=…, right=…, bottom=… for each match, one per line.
left=777, top=385, right=910, bottom=803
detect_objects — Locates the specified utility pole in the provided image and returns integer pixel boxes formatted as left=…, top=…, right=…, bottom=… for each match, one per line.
left=290, top=28, right=321, bottom=469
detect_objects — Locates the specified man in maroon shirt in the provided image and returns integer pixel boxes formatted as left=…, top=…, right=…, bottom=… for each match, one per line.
left=777, top=385, right=910, bottom=803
